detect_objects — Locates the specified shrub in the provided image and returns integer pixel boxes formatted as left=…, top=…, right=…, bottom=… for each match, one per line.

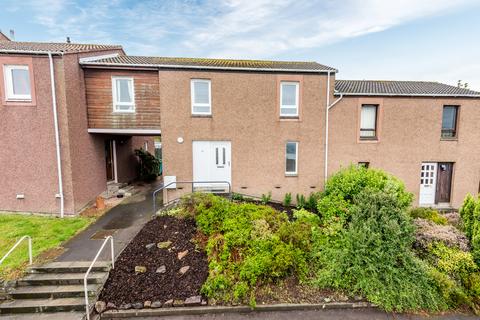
left=134, top=148, right=160, bottom=182
left=261, top=192, right=272, bottom=205
left=296, top=194, right=306, bottom=209
left=312, top=190, right=447, bottom=312
left=184, top=194, right=314, bottom=305
left=409, top=207, right=447, bottom=225
left=426, top=242, right=477, bottom=283
left=317, top=165, right=413, bottom=225
left=459, top=194, right=480, bottom=266
left=283, top=193, right=292, bottom=207
left=232, top=192, right=245, bottom=201
left=305, top=193, right=319, bottom=213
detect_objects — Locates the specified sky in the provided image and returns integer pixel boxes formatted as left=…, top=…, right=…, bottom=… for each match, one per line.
left=1, top=0, right=480, bottom=89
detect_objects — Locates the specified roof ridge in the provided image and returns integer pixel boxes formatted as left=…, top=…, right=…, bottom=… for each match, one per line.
left=336, top=79, right=440, bottom=84
left=10, top=40, right=122, bottom=47
left=120, top=55, right=318, bottom=64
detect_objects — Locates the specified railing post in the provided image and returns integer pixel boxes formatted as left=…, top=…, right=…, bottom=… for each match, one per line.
left=0, top=236, right=33, bottom=266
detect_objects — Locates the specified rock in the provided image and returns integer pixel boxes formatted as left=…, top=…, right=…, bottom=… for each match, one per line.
left=184, top=295, right=202, bottom=306
left=95, top=301, right=106, bottom=313
left=145, top=243, right=156, bottom=249
left=133, top=302, right=143, bottom=309
left=177, top=250, right=188, bottom=260
left=414, top=218, right=470, bottom=251
left=179, top=266, right=190, bottom=275
left=135, top=265, right=147, bottom=273
left=164, top=225, right=167, bottom=229
left=174, top=231, right=179, bottom=235
left=201, top=299, right=208, bottom=306
left=324, top=297, right=332, bottom=303
left=156, top=265, right=166, bottom=273
left=151, top=301, right=162, bottom=308
left=163, top=299, right=174, bottom=308
left=144, top=301, right=152, bottom=308
left=157, top=241, right=172, bottom=249
left=338, top=295, right=349, bottom=302
left=173, top=299, right=184, bottom=307
left=106, top=302, right=117, bottom=310
left=119, top=303, right=132, bottom=310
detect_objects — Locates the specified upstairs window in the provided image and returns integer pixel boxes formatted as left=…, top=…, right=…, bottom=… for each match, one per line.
left=191, top=79, right=211, bottom=115
left=4, top=65, right=31, bottom=101
left=360, top=104, right=378, bottom=139
left=285, top=141, right=298, bottom=175
left=112, top=77, right=135, bottom=113
left=441, top=105, right=459, bottom=138
left=280, top=82, right=299, bottom=117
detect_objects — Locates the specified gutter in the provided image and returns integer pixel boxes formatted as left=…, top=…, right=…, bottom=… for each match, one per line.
left=47, top=52, right=65, bottom=218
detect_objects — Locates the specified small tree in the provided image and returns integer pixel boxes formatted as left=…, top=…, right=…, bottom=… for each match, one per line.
left=134, top=148, right=160, bottom=182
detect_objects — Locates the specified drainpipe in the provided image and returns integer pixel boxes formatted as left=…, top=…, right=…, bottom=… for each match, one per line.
left=48, top=52, right=64, bottom=218
left=324, top=72, right=344, bottom=186
left=324, top=72, right=331, bottom=186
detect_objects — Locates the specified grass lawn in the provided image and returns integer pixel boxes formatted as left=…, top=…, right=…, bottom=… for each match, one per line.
left=0, top=214, right=93, bottom=280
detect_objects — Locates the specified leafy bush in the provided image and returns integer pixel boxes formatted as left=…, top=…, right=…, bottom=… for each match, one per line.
left=459, top=194, right=480, bottom=265
left=312, top=190, right=447, bottom=312
left=317, top=165, right=413, bottom=225
left=134, top=148, right=160, bottom=182
left=305, top=193, right=319, bottom=214
left=232, top=193, right=245, bottom=201
left=283, top=193, right=292, bottom=207
left=409, top=207, right=447, bottom=225
left=181, top=193, right=315, bottom=305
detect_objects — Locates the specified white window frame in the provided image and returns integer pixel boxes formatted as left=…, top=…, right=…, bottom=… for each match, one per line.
left=112, top=76, right=135, bottom=113
left=191, top=79, right=212, bottom=115
left=3, top=65, right=32, bottom=101
left=285, top=141, right=298, bottom=175
left=280, top=81, right=299, bottom=117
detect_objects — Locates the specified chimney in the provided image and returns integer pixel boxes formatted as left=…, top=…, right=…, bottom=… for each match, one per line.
left=9, top=29, right=14, bottom=41
left=66, top=36, right=71, bottom=43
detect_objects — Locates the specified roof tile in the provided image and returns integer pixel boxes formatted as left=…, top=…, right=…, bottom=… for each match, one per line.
left=335, top=80, right=480, bottom=97
left=81, top=55, right=337, bottom=72
left=0, top=41, right=123, bottom=53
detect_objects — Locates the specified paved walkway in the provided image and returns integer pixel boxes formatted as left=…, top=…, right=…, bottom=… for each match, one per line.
left=134, top=309, right=478, bottom=320
left=56, top=181, right=163, bottom=262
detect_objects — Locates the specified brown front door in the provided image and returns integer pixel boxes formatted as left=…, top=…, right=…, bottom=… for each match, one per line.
left=105, top=140, right=115, bottom=182
left=435, top=162, right=453, bottom=203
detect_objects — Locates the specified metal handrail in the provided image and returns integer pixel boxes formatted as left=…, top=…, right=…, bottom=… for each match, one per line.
left=152, top=180, right=231, bottom=214
left=84, top=236, right=114, bottom=320
left=0, top=235, right=32, bottom=265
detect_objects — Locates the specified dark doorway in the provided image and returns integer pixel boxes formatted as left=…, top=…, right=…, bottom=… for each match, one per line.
left=105, top=140, right=115, bottom=182
left=435, top=162, right=453, bottom=203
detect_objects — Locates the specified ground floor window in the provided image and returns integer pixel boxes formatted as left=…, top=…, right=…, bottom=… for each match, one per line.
left=285, top=142, right=298, bottom=175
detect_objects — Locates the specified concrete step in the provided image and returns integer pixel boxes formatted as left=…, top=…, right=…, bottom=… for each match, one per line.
left=10, top=284, right=99, bottom=299
left=0, top=311, right=87, bottom=320
left=28, top=261, right=111, bottom=274
left=0, top=297, right=86, bottom=314
left=18, top=272, right=107, bottom=286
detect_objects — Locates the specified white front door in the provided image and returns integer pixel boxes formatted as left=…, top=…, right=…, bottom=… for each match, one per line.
left=419, top=162, right=437, bottom=206
left=192, top=141, right=231, bottom=190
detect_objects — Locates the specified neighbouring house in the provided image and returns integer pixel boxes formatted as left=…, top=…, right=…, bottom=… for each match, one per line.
left=0, top=37, right=479, bottom=216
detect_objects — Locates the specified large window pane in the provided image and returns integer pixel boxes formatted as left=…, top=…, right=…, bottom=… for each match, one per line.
left=11, top=68, right=31, bottom=96
left=285, top=142, right=297, bottom=174
left=360, top=105, right=377, bottom=139
left=441, top=106, right=458, bottom=138
left=194, top=81, right=210, bottom=104
left=116, top=79, right=133, bottom=103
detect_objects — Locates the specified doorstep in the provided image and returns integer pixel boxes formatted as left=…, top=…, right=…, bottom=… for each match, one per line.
left=100, top=302, right=375, bottom=318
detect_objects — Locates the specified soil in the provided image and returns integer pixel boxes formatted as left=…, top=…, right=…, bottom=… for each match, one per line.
left=98, top=215, right=208, bottom=305
left=255, top=276, right=355, bottom=305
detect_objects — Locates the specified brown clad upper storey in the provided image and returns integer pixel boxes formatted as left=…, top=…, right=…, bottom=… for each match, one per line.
left=335, top=80, right=480, bottom=97
left=80, top=55, right=338, bottom=73
left=0, top=41, right=123, bottom=54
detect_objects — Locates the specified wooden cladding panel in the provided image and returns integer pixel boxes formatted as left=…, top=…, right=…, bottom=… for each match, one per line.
left=85, top=69, right=161, bottom=130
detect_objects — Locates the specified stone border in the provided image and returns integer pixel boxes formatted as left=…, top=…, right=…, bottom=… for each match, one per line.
left=101, top=302, right=375, bottom=318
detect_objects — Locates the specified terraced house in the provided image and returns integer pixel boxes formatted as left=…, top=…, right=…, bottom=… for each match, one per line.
left=1, top=33, right=479, bottom=216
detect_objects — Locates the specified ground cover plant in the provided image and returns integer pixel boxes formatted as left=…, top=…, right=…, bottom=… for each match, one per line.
left=0, top=214, right=92, bottom=280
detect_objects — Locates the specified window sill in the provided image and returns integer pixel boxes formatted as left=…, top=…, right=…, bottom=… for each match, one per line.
left=3, top=100, right=36, bottom=107
left=112, top=111, right=136, bottom=114
left=191, top=114, right=212, bottom=118
left=440, top=137, right=458, bottom=141
left=285, top=173, right=298, bottom=177
left=359, top=138, right=378, bottom=143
